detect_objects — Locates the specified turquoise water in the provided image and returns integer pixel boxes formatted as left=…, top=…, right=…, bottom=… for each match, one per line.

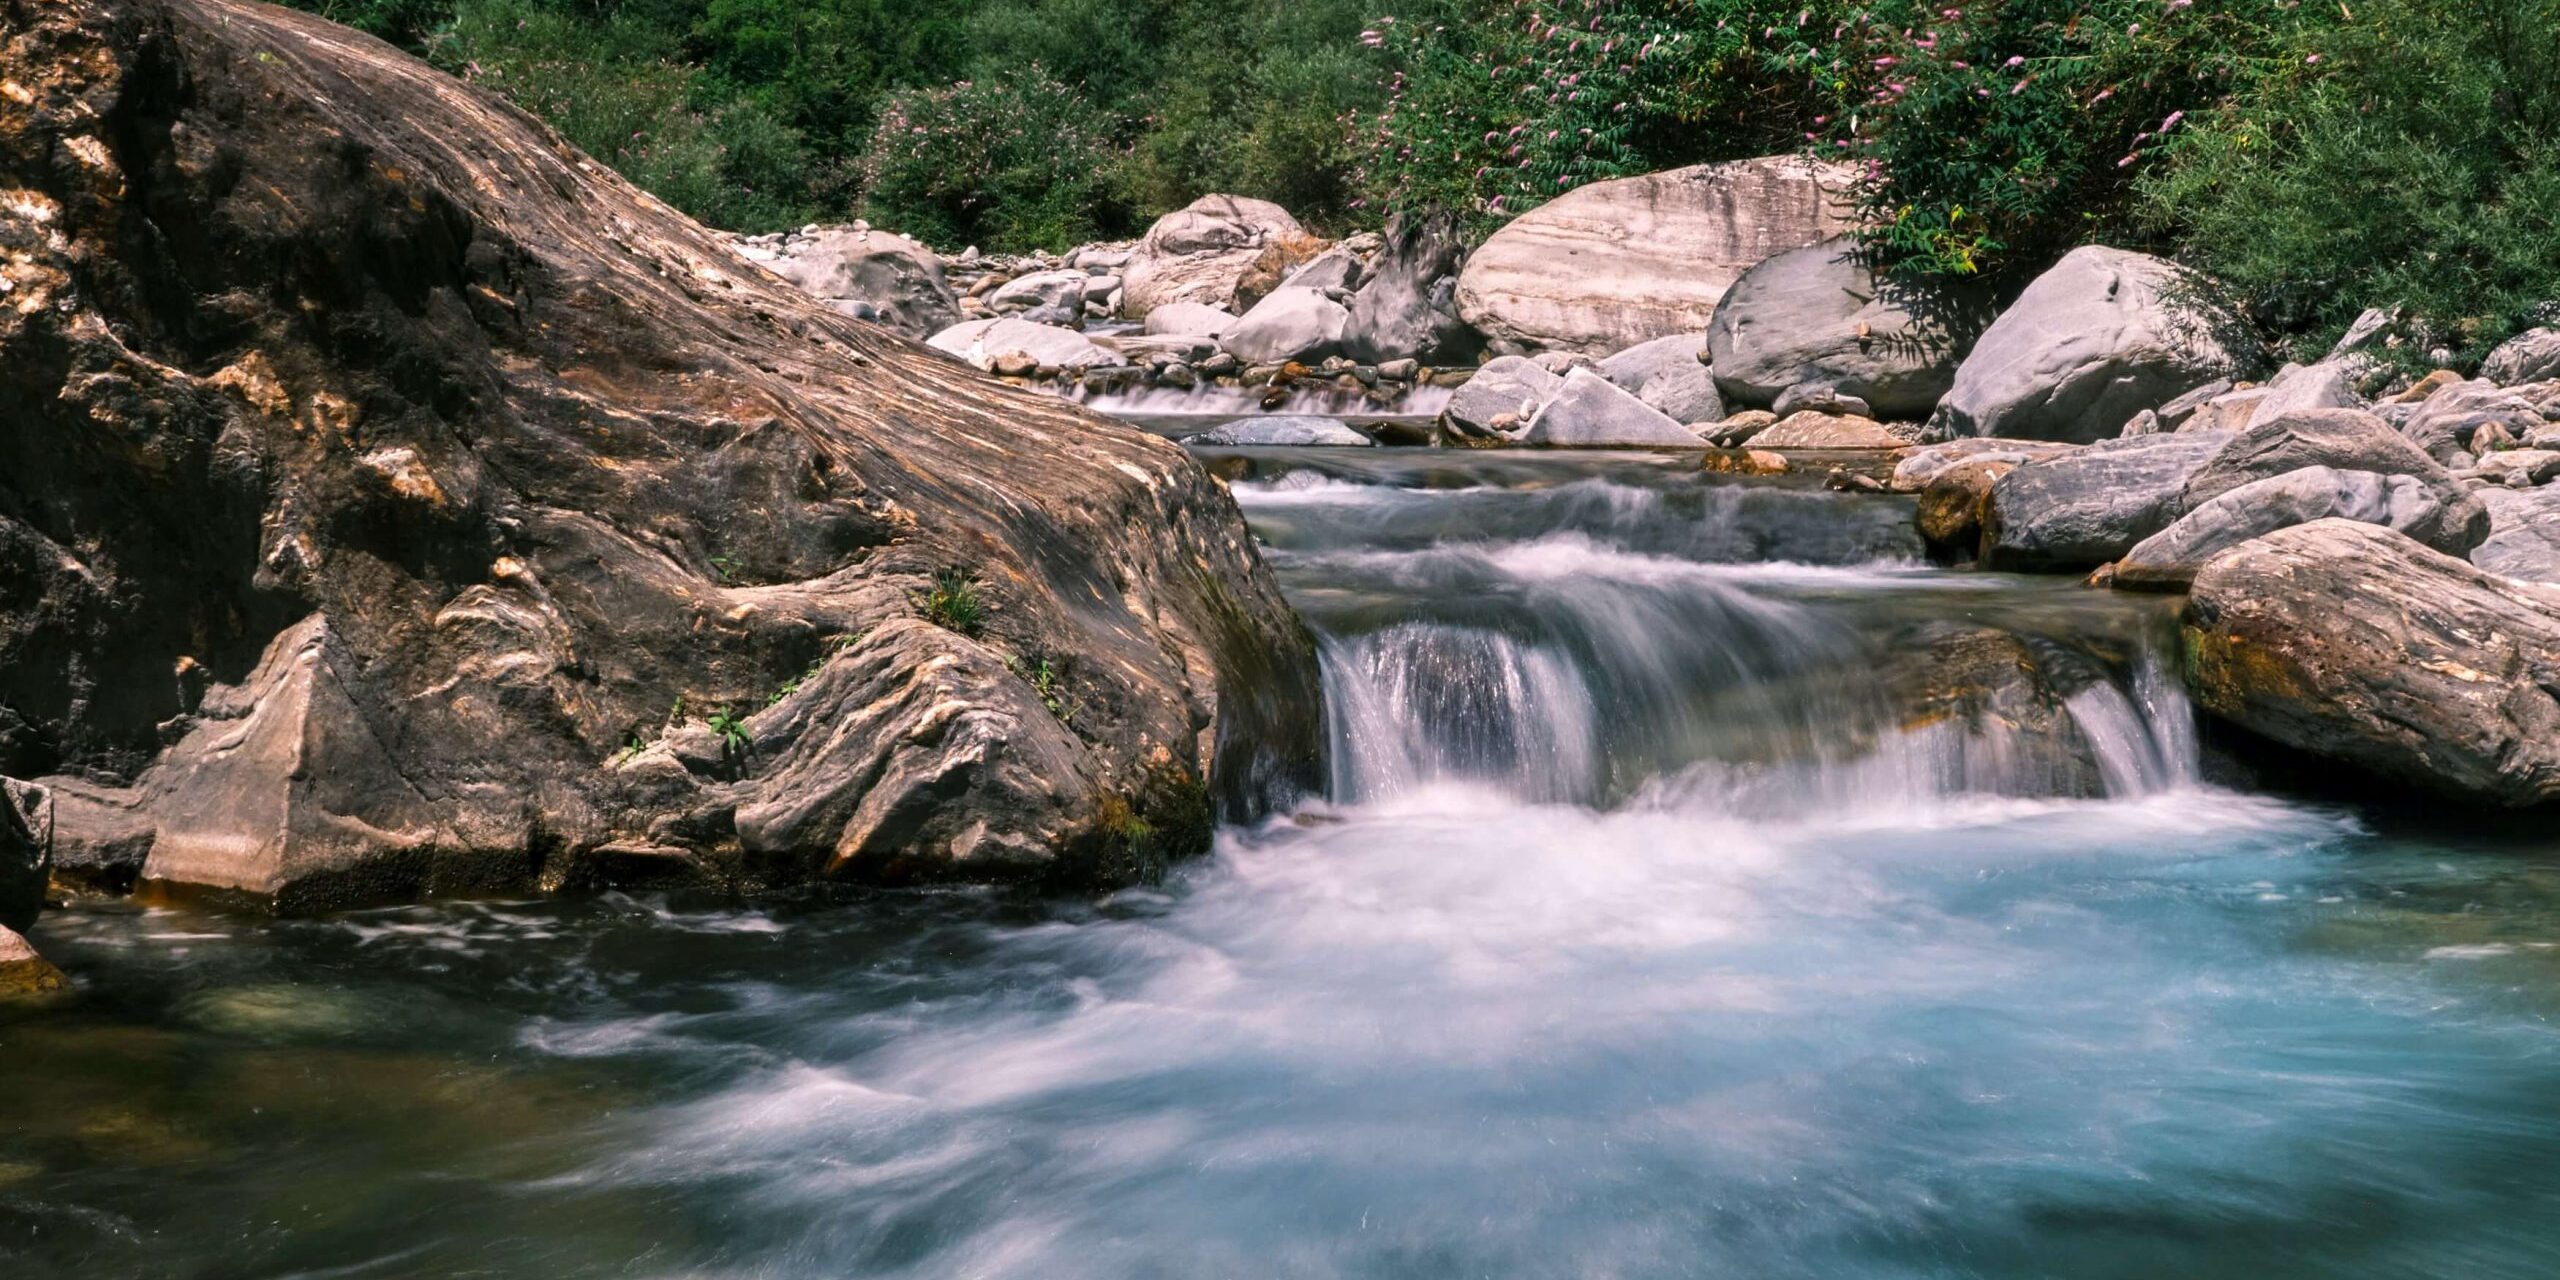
left=9, top=451, right=2560, bottom=1279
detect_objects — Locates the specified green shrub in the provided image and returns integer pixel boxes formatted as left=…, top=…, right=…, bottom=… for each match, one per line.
left=914, top=567, right=989, bottom=638
left=854, top=72, right=1132, bottom=251
left=2139, top=0, right=2560, bottom=367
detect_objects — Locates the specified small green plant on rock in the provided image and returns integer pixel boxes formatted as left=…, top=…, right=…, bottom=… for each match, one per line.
left=916, top=568, right=987, bottom=637
left=1006, top=650, right=1075, bottom=722
left=706, top=707, right=752, bottom=758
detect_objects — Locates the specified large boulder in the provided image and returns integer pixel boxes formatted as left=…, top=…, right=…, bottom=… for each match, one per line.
left=2182, top=407, right=2474, bottom=510
left=1455, top=156, right=1857, bottom=356
left=2, top=778, right=46, bottom=934
left=2474, top=487, right=2560, bottom=583
left=2184, top=521, right=2560, bottom=806
left=1704, top=237, right=1990, bottom=419
left=749, top=227, right=959, bottom=338
left=1121, top=194, right=1309, bottom=318
left=1600, top=333, right=1724, bottom=425
left=0, top=0, right=1323, bottom=909
left=1931, top=247, right=2248, bottom=443
left=1142, top=302, right=1239, bottom=340
left=1341, top=210, right=1480, bottom=366
left=928, top=317, right=1126, bottom=371
left=1222, top=287, right=1351, bottom=366
left=1442, top=356, right=1564, bottom=437
left=1979, top=432, right=2236, bottom=570
left=985, top=269, right=1089, bottom=325
left=1519, top=370, right=1699, bottom=447
left=2116, top=466, right=2481, bottom=591
left=2483, top=328, right=2560, bottom=386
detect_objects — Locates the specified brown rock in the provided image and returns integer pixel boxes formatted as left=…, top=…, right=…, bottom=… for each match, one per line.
left=1750, top=412, right=1908, bottom=450
left=0, top=925, right=66, bottom=997
left=1702, top=449, right=1791, bottom=476
left=1915, top=461, right=2017, bottom=551
left=2391, top=369, right=2465, bottom=403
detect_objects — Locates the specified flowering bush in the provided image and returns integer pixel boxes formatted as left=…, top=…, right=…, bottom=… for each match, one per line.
left=853, top=72, right=1133, bottom=252
left=1351, top=1, right=1808, bottom=232
left=1769, top=0, right=2317, bottom=276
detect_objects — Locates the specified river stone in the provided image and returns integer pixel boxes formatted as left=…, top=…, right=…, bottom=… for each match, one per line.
left=987, top=269, right=1088, bottom=323
left=2116, top=467, right=2477, bottom=591
left=1444, top=356, right=1564, bottom=437
left=2483, top=329, right=2560, bottom=386
left=1143, top=302, right=1238, bottom=340
left=1455, top=155, right=1858, bottom=355
left=1223, top=287, right=1351, bottom=366
left=928, top=318, right=1124, bottom=372
left=1122, top=194, right=1309, bottom=318
left=1520, top=370, right=1699, bottom=447
left=1704, top=237, right=1990, bottom=420
left=1890, top=438, right=2079, bottom=492
left=1280, top=244, right=1364, bottom=297
left=2184, top=520, right=2560, bottom=806
left=1341, top=210, right=1479, bottom=367
left=2183, top=408, right=2475, bottom=512
left=752, top=227, right=959, bottom=338
left=2473, top=487, right=2560, bottom=582
left=1931, top=247, right=2248, bottom=443
left=1599, top=333, right=1724, bottom=425
left=1750, top=412, right=1906, bottom=450
left=1188, top=417, right=1375, bottom=447
left=2404, top=379, right=2549, bottom=462
left=1979, top=432, right=2237, bottom=571
left=0, top=925, right=66, bottom=997
left=1, top=778, right=46, bottom=934
left=0, top=0, right=1322, bottom=908
left=1915, top=461, right=2017, bottom=553
left=2243, top=361, right=2362, bottom=428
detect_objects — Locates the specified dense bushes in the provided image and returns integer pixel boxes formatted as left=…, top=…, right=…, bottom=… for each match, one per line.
left=854, top=73, right=1132, bottom=252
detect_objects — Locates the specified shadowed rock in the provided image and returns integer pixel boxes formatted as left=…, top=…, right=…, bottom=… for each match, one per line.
left=0, top=0, right=1323, bottom=909
left=1704, top=237, right=1991, bottom=420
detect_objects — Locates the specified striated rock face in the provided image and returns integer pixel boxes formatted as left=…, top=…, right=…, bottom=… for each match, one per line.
left=2116, top=466, right=2479, bottom=592
left=746, top=228, right=958, bottom=338
left=1455, top=156, right=1857, bottom=356
left=2184, top=521, right=2560, bottom=807
left=1121, top=194, right=1308, bottom=318
left=0, top=0, right=1324, bottom=910
left=2483, top=329, right=2560, bottom=386
left=1979, top=432, right=2235, bottom=570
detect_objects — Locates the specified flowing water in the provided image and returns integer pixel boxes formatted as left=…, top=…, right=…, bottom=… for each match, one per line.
left=12, top=442, right=2560, bottom=1279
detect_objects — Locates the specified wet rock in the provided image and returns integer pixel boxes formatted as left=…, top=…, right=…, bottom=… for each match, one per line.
left=1223, top=287, right=1351, bottom=366
left=1980, top=432, right=2236, bottom=571
left=0, top=925, right=66, bottom=998
left=1144, top=301, right=1239, bottom=340
left=1704, top=236, right=1990, bottom=419
left=2, top=778, right=47, bottom=933
left=1750, top=412, right=1906, bottom=450
left=1122, top=194, right=1309, bottom=317
left=1520, top=370, right=1699, bottom=447
left=1931, top=247, right=2249, bottom=443
left=1443, top=356, right=1564, bottom=437
left=1878, top=625, right=2112, bottom=799
left=1455, top=156, right=1857, bottom=355
left=2184, top=520, right=2560, bottom=807
left=751, top=227, right=958, bottom=338
left=0, top=0, right=1322, bottom=907
left=2483, top=328, right=2560, bottom=386
left=929, top=318, right=1126, bottom=371
left=1702, top=448, right=1792, bottom=475
left=1915, top=460, right=2017, bottom=552
left=2474, top=487, right=2560, bottom=582
left=1340, top=211, right=1479, bottom=367
left=2116, top=467, right=2480, bottom=591
left=1188, top=417, right=1375, bottom=447
left=1890, top=438, right=2077, bottom=493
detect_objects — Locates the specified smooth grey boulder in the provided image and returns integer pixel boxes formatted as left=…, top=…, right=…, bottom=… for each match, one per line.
left=1223, top=287, right=1351, bottom=365
left=2184, top=520, right=2560, bottom=806
left=2117, top=466, right=2479, bottom=590
left=2404, top=379, right=2550, bottom=462
left=929, top=317, right=1126, bottom=371
left=1980, top=431, right=2236, bottom=570
left=1520, top=369, right=1700, bottom=447
left=755, top=228, right=959, bottom=338
left=2483, top=328, right=2560, bottom=386
left=1704, top=237, right=1990, bottom=419
left=1932, top=247, right=2247, bottom=443
left=1188, top=416, right=1375, bottom=447
left=1600, top=333, right=1724, bottom=424
left=1341, top=211, right=1481, bottom=366
left=1, top=778, right=47, bottom=934
left=2474, top=487, right=2560, bottom=582
left=1143, top=302, right=1239, bottom=340
left=1122, top=194, right=1308, bottom=317
left=2243, top=361, right=2362, bottom=428
left=987, top=269, right=1089, bottom=320
left=1281, top=245, right=1365, bottom=297
left=2182, top=407, right=2470, bottom=510
left=1444, top=356, right=1564, bottom=437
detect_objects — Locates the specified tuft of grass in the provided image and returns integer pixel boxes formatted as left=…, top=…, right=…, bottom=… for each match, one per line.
left=915, top=568, right=987, bottom=638
left=1006, top=651, right=1074, bottom=722
left=707, top=707, right=751, bottom=758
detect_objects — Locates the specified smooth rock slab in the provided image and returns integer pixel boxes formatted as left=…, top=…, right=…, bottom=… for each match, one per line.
left=2184, top=520, right=2560, bottom=806
left=1980, top=432, right=2235, bottom=570
left=2117, top=466, right=2470, bottom=591
left=930, top=318, right=1126, bottom=371
left=1222, top=287, right=1351, bottom=366
left=1751, top=412, right=1906, bottom=450
left=1444, top=356, right=1564, bottom=438
left=1143, top=302, right=1239, bottom=340
left=2474, top=487, right=2560, bottom=583
left=1520, top=369, right=1699, bottom=447
left=1188, top=417, right=1375, bottom=447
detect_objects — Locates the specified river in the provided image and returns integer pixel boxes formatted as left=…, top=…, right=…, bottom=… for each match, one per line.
left=8, top=433, right=2560, bottom=1278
